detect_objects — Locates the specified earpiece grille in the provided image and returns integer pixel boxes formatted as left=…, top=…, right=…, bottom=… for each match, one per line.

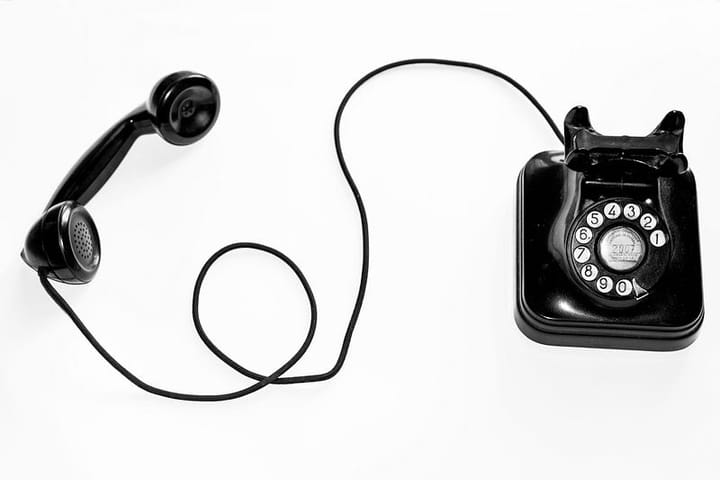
left=70, top=218, right=95, bottom=267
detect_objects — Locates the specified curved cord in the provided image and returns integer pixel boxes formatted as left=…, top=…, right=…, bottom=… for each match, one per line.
left=39, top=58, right=564, bottom=401
left=41, top=244, right=318, bottom=401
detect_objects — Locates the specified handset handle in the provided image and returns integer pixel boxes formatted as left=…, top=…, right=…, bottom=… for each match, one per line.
left=46, top=106, right=154, bottom=208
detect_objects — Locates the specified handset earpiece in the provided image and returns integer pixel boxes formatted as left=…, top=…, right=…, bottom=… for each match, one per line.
left=23, top=71, right=220, bottom=284
left=146, top=71, right=220, bottom=146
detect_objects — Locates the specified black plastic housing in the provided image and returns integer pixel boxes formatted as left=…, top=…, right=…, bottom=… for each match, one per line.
left=515, top=107, right=703, bottom=351
left=22, top=202, right=101, bottom=284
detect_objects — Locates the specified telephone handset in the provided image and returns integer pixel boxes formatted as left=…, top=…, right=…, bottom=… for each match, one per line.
left=516, top=106, right=703, bottom=350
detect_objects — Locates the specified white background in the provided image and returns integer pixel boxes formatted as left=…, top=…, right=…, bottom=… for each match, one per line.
left=1, top=1, right=719, bottom=478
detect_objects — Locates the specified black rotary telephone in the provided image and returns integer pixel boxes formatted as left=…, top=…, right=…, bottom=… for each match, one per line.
left=516, top=106, right=703, bottom=350
left=22, top=60, right=704, bottom=402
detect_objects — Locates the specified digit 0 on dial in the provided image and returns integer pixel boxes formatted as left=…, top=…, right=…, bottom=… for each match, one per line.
left=567, top=197, right=671, bottom=304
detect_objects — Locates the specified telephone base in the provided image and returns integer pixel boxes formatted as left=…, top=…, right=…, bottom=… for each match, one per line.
left=515, top=150, right=703, bottom=351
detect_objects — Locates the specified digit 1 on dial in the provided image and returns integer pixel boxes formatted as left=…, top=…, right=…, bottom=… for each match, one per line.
left=650, top=230, right=667, bottom=247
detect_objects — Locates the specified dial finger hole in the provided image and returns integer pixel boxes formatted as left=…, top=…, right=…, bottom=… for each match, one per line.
left=623, top=203, right=641, bottom=220
left=596, top=276, right=614, bottom=293
left=616, top=279, right=632, bottom=296
left=650, top=230, right=667, bottom=247
left=604, top=202, right=621, bottom=219
left=580, top=263, right=599, bottom=281
left=573, top=246, right=591, bottom=263
left=575, top=227, right=593, bottom=244
left=640, top=213, right=657, bottom=230
left=586, top=211, right=604, bottom=228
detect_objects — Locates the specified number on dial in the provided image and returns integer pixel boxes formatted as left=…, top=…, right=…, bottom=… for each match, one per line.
left=623, top=203, right=641, bottom=220
left=573, top=246, right=591, bottom=263
left=604, top=202, right=621, bottom=219
left=575, top=227, right=593, bottom=244
left=616, top=279, right=632, bottom=296
left=650, top=230, right=667, bottom=247
left=640, top=213, right=657, bottom=231
left=587, top=211, right=604, bottom=228
left=581, top=263, right=599, bottom=281
left=596, top=276, right=614, bottom=293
